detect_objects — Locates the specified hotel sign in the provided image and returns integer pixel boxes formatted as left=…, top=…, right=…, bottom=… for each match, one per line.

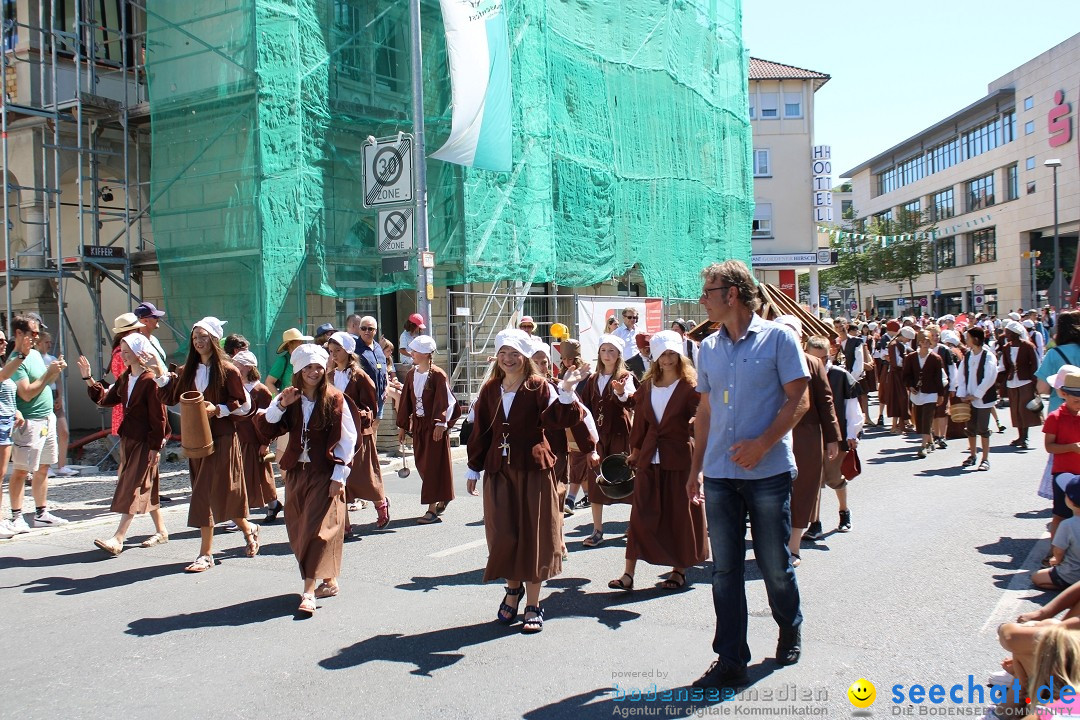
left=812, top=145, right=832, bottom=223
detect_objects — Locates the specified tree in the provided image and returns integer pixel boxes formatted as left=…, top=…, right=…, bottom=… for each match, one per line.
left=876, top=208, right=937, bottom=311
left=819, top=205, right=883, bottom=314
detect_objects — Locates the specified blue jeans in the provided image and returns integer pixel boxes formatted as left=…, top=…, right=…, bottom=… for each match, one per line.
left=704, top=472, right=802, bottom=667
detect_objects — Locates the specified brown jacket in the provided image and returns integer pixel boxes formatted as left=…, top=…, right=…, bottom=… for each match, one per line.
left=88, top=371, right=167, bottom=448
left=797, top=355, right=842, bottom=444
left=234, top=383, right=273, bottom=448
left=1000, top=340, right=1038, bottom=383
left=627, top=379, right=698, bottom=471
left=901, top=351, right=946, bottom=396
left=253, top=387, right=350, bottom=475
left=543, top=379, right=596, bottom=456
left=336, top=368, right=377, bottom=435
left=396, top=364, right=454, bottom=433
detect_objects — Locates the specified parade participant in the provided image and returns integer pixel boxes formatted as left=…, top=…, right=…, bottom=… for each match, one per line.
left=626, top=333, right=652, bottom=382
left=956, top=326, right=998, bottom=472
left=148, top=316, right=259, bottom=572
left=554, top=338, right=592, bottom=512
left=777, top=316, right=840, bottom=561
left=465, top=329, right=587, bottom=634
left=266, top=328, right=312, bottom=394
left=231, top=351, right=283, bottom=522
left=688, top=261, right=809, bottom=688
left=0, top=335, right=26, bottom=538
left=7, top=314, right=68, bottom=531
left=578, top=333, right=636, bottom=548
left=1002, top=320, right=1041, bottom=450
left=886, top=326, right=915, bottom=434
left=325, top=331, right=388, bottom=531
left=670, top=318, right=697, bottom=365
left=352, top=316, right=389, bottom=432
left=255, top=344, right=357, bottom=614
left=223, top=334, right=250, bottom=357
left=107, top=314, right=145, bottom=455
left=133, top=301, right=168, bottom=366
left=836, top=319, right=871, bottom=420
left=873, top=320, right=897, bottom=426
left=804, top=336, right=862, bottom=535
left=78, top=335, right=170, bottom=555
left=398, top=313, right=425, bottom=375
left=608, top=331, right=707, bottom=591
left=902, top=331, right=947, bottom=459
left=1025, top=318, right=1046, bottom=362
left=925, top=325, right=954, bottom=449
left=396, top=335, right=457, bottom=524
left=613, top=308, right=640, bottom=361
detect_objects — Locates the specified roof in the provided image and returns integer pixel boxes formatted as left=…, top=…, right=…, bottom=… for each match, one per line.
left=841, top=87, right=1016, bottom=178
left=748, top=57, right=830, bottom=90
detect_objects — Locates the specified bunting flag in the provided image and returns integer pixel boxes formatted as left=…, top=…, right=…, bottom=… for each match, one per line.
left=430, top=0, right=513, bottom=171
left=816, top=213, right=993, bottom=247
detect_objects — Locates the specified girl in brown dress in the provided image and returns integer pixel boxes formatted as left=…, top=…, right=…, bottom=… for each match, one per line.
left=147, top=317, right=259, bottom=573
left=78, top=334, right=169, bottom=555
left=326, top=332, right=388, bottom=531
left=886, top=327, right=914, bottom=434
left=466, top=329, right=587, bottom=634
left=255, top=344, right=357, bottom=614
left=608, top=331, right=707, bottom=591
left=902, top=331, right=947, bottom=459
left=577, top=334, right=636, bottom=547
left=231, top=351, right=283, bottom=522
left=397, top=335, right=456, bottom=524
left=1001, top=322, right=1043, bottom=449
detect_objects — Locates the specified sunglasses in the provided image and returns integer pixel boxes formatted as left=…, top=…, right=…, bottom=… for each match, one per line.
left=624, top=315, right=638, bottom=320
left=359, top=326, right=376, bottom=331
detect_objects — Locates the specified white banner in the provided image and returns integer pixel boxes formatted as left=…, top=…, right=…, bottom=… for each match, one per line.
left=572, top=297, right=664, bottom=365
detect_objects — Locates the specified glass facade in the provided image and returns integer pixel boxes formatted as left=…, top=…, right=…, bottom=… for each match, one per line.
left=935, top=236, right=956, bottom=269
left=971, top=228, right=996, bottom=264
left=966, top=173, right=995, bottom=212
left=1006, top=164, right=1019, bottom=201
left=930, top=188, right=954, bottom=221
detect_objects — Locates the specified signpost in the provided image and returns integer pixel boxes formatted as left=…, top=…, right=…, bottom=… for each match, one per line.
left=362, top=135, right=415, bottom=208
left=377, top=209, right=414, bottom=254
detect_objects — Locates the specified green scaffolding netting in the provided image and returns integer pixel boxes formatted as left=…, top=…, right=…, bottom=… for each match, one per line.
left=147, top=0, right=751, bottom=363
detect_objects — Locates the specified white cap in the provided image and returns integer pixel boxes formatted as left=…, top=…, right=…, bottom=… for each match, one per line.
left=328, top=331, right=356, bottom=355
left=940, top=330, right=961, bottom=346
left=409, top=335, right=438, bottom=355
left=868, top=321, right=879, bottom=330
left=899, top=327, right=917, bottom=340
left=1022, top=319, right=1035, bottom=329
left=121, top=333, right=150, bottom=357
left=529, top=337, right=551, bottom=359
left=774, top=315, right=802, bottom=336
left=598, top=333, right=626, bottom=353
left=232, top=350, right=258, bottom=368
left=193, top=316, right=226, bottom=339
left=495, top=328, right=533, bottom=357
left=1008, top=312, right=1022, bottom=322
left=650, top=330, right=685, bottom=359
left=1004, top=320, right=1025, bottom=336
left=290, top=343, right=329, bottom=374
left=1050, top=365, right=1080, bottom=390
left=937, top=314, right=955, bottom=324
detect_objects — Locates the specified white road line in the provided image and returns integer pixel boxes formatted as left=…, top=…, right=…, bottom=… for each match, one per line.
left=428, top=538, right=487, bottom=558
left=980, top=532, right=1051, bottom=635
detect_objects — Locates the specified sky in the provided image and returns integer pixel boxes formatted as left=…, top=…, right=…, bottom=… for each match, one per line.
left=741, top=3, right=1080, bottom=180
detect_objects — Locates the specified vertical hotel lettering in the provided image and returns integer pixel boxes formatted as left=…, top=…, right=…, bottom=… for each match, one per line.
left=812, top=146, right=832, bottom=223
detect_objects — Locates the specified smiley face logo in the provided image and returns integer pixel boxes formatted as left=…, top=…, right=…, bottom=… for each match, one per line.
left=848, top=679, right=876, bottom=708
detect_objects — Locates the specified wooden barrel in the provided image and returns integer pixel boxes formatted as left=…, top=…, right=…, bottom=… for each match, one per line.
left=180, top=391, right=215, bottom=458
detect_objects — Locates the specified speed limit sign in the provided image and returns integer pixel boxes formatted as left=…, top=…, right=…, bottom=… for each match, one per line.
left=362, top=134, right=414, bottom=208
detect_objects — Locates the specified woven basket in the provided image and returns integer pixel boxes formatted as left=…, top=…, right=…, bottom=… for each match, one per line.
left=949, top=402, right=971, bottom=424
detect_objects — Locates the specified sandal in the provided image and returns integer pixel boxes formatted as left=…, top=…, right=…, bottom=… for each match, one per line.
left=417, top=511, right=440, bottom=525
left=298, top=593, right=317, bottom=615
left=185, top=554, right=214, bottom=573
left=497, top=585, right=525, bottom=624
left=244, top=525, right=261, bottom=557
left=582, top=530, right=604, bottom=548
left=139, top=532, right=169, bottom=548
left=660, top=570, right=686, bottom=590
left=607, top=573, right=634, bottom=591
left=790, top=553, right=801, bottom=568
left=94, top=538, right=123, bottom=557
left=522, top=605, right=544, bottom=634
left=315, top=581, right=339, bottom=599
left=435, top=501, right=448, bottom=515
left=376, top=499, right=390, bottom=529
left=961, top=455, right=977, bottom=468
left=978, top=459, right=991, bottom=471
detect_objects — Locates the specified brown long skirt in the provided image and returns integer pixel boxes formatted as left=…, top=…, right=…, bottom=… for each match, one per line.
left=588, top=434, right=632, bottom=506
left=239, top=439, right=277, bottom=509
left=791, top=423, right=824, bottom=529
left=482, top=466, right=562, bottom=583
left=1007, top=383, right=1043, bottom=431
left=626, top=464, right=708, bottom=568
left=346, top=433, right=384, bottom=503
left=886, top=368, right=910, bottom=420
left=412, top=417, right=454, bottom=505
left=112, top=437, right=160, bottom=515
left=187, top=434, right=248, bottom=528
left=860, top=364, right=878, bottom=393
left=284, top=465, right=345, bottom=580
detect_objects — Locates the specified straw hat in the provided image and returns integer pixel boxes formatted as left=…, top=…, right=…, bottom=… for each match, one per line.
left=111, top=312, right=144, bottom=334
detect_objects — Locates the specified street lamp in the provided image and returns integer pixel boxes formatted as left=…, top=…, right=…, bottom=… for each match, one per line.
left=1046, top=158, right=1063, bottom=309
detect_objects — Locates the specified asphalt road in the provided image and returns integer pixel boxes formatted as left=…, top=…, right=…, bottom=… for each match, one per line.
left=0, top=404, right=1055, bottom=719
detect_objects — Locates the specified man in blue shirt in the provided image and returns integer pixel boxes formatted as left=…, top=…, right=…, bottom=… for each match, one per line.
left=687, top=261, right=810, bottom=689
left=349, top=314, right=388, bottom=430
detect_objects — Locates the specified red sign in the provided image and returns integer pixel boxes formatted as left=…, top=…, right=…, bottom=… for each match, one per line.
left=1049, top=89, right=1073, bottom=148
left=779, top=270, right=796, bottom=300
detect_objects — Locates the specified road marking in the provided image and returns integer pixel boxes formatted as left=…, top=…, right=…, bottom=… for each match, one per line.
left=980, top=532, right=1051, bottom=635
left=428, top=539, right=486, bottom=558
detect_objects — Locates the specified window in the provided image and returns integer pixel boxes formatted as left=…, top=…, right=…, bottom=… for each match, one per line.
left=1006, top=164, right=1019, bottom=201
left=931, top=188, right=954, bottom=222
left=961, top=114, right=1012, bottom=159
left=2, top=0, right=15, bottom=52
left=902, top=199, right=922, bottom=223
left=753, top=149, right=771, bottom=177
left=1026, top=156, right=1036, bottom=171
left=748, top=98, right=755, bottom=119
left=928, top=136, right=962, bottom=174
left=1025, top=120, right=1035, bottom=135
left=752, top=203, right=773, bottom=238
left=935, top=237, right=956, bottom=269
left=966, top=173, right=995, bottom=212
left=783, top=92, right=802, bottom=118
left=971, top=227, right=996, bottom=264
left=1024, top=96, right=1034, bottom=111
left=759, top=93, right=779, bottom=119
left=334, top=2, right=407, bottom=93
left=1027, top=181, right=1037, bottom=195
left=873, top=210, right=893, bottom=231
left=841, top=199, right=854, bottom=219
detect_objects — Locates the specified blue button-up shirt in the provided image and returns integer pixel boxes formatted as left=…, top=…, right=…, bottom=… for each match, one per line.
left=696, top=313, right=809, bottom=480
left=355, top=336, right=388, bottom=414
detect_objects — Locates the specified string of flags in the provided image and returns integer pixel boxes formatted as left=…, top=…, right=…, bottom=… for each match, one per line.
left=816, top=213, right=994, bottom=247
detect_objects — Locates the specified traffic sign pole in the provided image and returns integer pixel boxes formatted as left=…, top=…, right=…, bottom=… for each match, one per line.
left=409, top=0, right=432, bottom=328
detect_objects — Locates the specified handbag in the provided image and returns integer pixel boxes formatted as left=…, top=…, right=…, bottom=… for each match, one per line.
left=841, top=447, right=861, bottom=481
left=457, top=418, right=473, bottom=446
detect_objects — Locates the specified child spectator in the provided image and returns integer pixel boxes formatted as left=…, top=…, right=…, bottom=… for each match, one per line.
left=1043, top=370, right=1080, bottom=556
left=1033, top=473, right=1080, bottom=591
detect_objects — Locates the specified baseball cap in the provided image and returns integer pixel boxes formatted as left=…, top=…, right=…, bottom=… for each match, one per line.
left=134, top=301, right=166, bottom=319
left=1061, top=474, right=1080, bottom=506
left=314, top=322, right=336, bottom=337
left=407, top=312, right=427, bottom=330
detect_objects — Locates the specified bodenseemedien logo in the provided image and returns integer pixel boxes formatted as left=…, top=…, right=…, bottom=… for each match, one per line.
left=848, top=679, right=876, bottom=708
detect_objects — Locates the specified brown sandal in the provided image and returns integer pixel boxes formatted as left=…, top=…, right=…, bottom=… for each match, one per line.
left=315, top=581, right=339, bottom=599
left=417, top=511, right=440, bottom=525
left=660, top=570, right=686, bottom=590
left=244, top=525, right=260, bottom=557
left=607, top=573, right=634, bottom=591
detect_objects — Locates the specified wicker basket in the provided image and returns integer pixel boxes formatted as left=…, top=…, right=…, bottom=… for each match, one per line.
left=949, top=401, right=971, bottom=424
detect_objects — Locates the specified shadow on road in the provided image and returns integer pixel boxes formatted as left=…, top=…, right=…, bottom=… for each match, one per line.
left=15, top=560, right=185, bottom=595
left=396, top=567, right=485, bottom=592
left=320, top=621, right=508, bottom=675
left=0, top=549, right=106, bottom=572
left=126, top=593, right=297, bottom=635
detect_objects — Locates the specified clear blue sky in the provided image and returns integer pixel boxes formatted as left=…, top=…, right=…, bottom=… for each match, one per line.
left=741, top=4, right=1080, bottom=180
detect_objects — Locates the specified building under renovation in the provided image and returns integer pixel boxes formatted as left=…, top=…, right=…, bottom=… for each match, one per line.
left=1, top=0, right=753, bottom=430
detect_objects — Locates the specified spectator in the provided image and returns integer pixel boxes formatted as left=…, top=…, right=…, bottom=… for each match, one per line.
left=612, top=308, right=640, bottom=361
left=133, top=301, right=168, bottom=366
left=1033, top=475, right=1080, bottom=591
left=266, top=328, right=312, bottom=394
left=38, top=331, right=77, bottom=478
left=687, top=260, right=809, bottom=689
left=398, top=313, right=426, bottom=374
left=626, top=333, right=652, bottom=382
left=1044, top=371, right=1080, bottom=559
left=0, top=333, right=25, bottom=538
left=313, top=322, right=335, bottom=346
left=518, top=315, right=537, bottom=337
left=7, top=314, right=68, bottom=531
left=352, top=315, right=389, bottom=431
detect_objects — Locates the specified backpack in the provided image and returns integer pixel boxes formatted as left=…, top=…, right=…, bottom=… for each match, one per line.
left=963, top=349, right=998, bottom=404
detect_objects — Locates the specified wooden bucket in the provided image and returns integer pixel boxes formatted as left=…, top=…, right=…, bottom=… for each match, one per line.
left=180, top=391, right=215, bottom=458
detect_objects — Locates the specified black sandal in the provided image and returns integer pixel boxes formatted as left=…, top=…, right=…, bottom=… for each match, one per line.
left=660, top=570, right=686, bottom=590
left=607, top=573, right=634, bottom=591
left=496, top=586, right=525, bottom=624
left=522, top=605, right=544, bottom=634
left=961, top=455, right=977, bottom=468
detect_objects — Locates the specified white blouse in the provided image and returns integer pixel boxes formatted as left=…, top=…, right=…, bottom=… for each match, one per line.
left=649, top=381, right=680, bottom=463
